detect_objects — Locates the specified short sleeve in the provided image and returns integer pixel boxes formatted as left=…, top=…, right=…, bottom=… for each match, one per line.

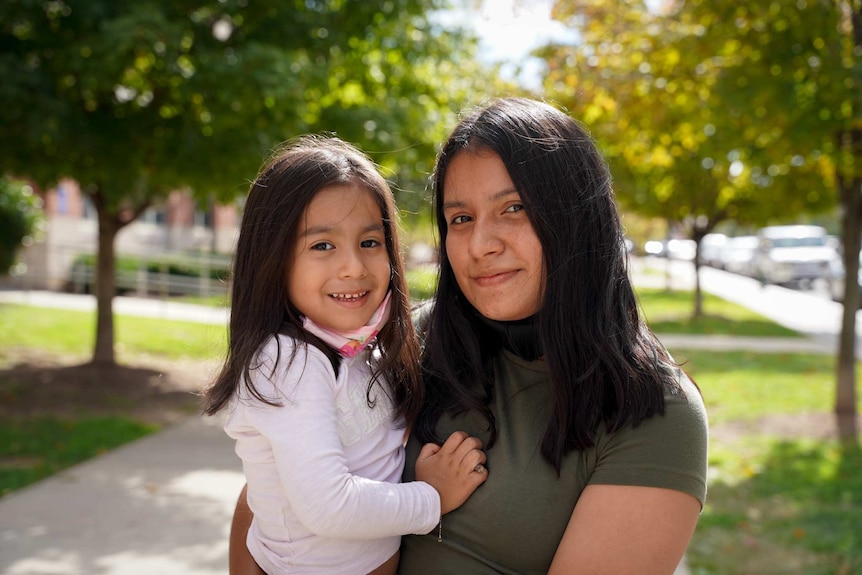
left=589, top=370, right=709, bottom=507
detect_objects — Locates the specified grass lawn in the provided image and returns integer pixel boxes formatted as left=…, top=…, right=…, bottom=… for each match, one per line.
left=679, top=348, right=862, bottom=574
left=0, top=304, right=226, bottom=361
left=1, top=290, right=861, bottom=572
left=0, top=304, right=222, bottom=497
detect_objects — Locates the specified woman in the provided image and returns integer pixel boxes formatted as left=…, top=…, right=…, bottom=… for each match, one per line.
left=230, top=97, right=708, bottom=574
left=396, top=97, right=707, bottom=573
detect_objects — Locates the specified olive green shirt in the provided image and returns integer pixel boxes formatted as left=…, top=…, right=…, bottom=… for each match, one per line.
left=400, top=349, right=708, bottom=575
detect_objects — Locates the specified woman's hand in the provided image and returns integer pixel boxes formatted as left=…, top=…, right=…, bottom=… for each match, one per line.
left=548, top=484, right=701, bottom=575
left=414, top=431, right=488, bottom=515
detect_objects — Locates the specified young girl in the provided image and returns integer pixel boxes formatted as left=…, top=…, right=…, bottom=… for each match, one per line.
left=203, top=136, right=487, bottom=575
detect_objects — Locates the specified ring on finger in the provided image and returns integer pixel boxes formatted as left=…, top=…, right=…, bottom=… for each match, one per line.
left=473, top=463, right=486, bottom=474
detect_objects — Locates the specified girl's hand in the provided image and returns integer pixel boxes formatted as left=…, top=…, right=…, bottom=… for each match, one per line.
left=414, top=431, right=488, bottom=515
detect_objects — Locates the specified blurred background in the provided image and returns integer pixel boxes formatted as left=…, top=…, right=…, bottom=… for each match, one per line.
left=1, top=1, right=861, bottom=573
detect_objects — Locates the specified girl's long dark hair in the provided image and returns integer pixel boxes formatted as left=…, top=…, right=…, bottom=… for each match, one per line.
left=415, top=98, right=683, bottom=472
left=204, top=136, right=422, bottom=426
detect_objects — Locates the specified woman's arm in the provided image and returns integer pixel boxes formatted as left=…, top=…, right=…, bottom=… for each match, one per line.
left=229, top=485, right=265, bottom=575
left=548, top=484, right=700, bottom=575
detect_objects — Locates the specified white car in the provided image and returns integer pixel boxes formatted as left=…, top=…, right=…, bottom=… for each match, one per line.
left=754, top=225, right=839, bottom=287
left=699, top=233, right=728, bottom=268
left=720, top=235, right=759, bottom=277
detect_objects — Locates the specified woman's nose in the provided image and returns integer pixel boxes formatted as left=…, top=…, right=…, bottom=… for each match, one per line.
left=468, top=220, right=504, bottom=258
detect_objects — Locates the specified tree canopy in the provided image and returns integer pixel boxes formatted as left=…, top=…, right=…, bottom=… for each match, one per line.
left=540, top=0, right=860, bottom=438
left=541, top=0, right=836, bottom=237
left=0, top=0, right=508, bottom=364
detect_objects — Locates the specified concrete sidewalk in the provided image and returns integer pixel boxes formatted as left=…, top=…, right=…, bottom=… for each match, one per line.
left=0, top=414, right=243, bottom=575
left=0, top=267, right=844, bottom=574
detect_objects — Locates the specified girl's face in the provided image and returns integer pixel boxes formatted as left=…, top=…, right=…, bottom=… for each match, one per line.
left=442, top=150, right=544, bottom=321
left=287, top=184, right=391, bottom=332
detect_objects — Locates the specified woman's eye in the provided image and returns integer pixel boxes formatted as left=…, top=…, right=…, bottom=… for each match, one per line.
left=310, top=241, right=334, bottom=251
left=450, top=215, right=471, bottom=225
left=360, top=238, right=382, bottom=248
left=504, top=203, right=524, bottom=213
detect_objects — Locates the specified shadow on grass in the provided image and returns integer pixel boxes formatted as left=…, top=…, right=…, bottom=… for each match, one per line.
left=0, top=360, right=202, bottom=426
left=647, top=316, right=800, bottom=337
left=0, top=360, right=205, bottom=497
left=690, top=439, right=862, bottom=575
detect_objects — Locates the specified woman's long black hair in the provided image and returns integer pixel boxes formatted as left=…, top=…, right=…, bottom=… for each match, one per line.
left=204, top=135, right=423, bottom=426
left=415, top=97, right=683, bottom=472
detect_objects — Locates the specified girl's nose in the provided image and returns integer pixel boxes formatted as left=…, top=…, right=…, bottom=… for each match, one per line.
left=339, top=248, right=368, bottom=279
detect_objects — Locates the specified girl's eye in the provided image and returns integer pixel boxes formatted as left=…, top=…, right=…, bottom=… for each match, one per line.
left=310, top=241, right=334, bottom=251
left=450, top=214, right=472, bottom=225
left=360, top=238, right=382, bottom=248
left=504, top=203, right=524, bottom=214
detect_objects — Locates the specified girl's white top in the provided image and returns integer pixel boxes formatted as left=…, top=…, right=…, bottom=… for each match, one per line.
left=225, top=334, right=440, bottom=574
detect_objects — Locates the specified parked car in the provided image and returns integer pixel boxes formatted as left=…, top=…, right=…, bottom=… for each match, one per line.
left=720, top=235, right=759, bottom=277
left=699, top=233, right=728, bottom=268
left=643, top=238, right=696, bottom=260
left=754, top=225, right=839, bottom=287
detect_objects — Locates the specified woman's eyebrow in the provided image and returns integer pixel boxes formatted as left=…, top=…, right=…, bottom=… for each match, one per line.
left=442, top=188, right=519, bottom=211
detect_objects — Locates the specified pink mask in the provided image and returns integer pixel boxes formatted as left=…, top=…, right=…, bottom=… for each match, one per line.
left=301, top=291, right=392, bottom=358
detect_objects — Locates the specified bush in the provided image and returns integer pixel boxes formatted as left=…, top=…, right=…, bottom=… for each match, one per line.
left=0, top=177, right=44, bottom=275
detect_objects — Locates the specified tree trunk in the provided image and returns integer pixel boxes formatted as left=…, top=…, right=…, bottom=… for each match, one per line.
left=837, top=173, right=861, bottom=442
left=692, top=258, right=703, bottom=318
left=834, top=1, right=861, bottom=442
left=93, top=204, right=120, bottom=366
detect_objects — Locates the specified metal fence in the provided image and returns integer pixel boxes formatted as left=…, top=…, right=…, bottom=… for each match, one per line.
left=3, top=240, right=232, bottom=299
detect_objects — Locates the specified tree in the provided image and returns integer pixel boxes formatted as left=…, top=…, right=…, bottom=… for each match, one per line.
left=677, top=0, right=860, bottom=440
left=0, top=0, right=502, bottom=366
left=539, top=0, right=834, bottom=318
left=0, top=177, right=44, bottom=275
left=541, top=0, right=859, bottom=441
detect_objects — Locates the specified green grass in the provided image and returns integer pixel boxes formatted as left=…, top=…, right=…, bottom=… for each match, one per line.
left=3, top=295, right=861, bottom=571
left=406, top=266, right=439, bottom=302
left=672, top=350, right=842, bottom=425
left=637, top=288, right=800, bottom=337
left=0, top=416, right=158, bottom=498
left=679, top=349, right=862, bottom=574
left=0, top=304, right=226, bottom=362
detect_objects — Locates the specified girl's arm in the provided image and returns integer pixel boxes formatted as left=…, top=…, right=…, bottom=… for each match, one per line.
left=547, top=484, right=700, bottom=574
left=234, top=347, right=486, bottom=540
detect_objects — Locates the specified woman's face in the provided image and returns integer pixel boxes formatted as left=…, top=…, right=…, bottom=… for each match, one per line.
left=442, top=149, right=544, bottom=321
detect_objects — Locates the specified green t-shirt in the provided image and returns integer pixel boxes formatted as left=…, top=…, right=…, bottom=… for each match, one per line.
left=399, top=349, right=708, bottom=575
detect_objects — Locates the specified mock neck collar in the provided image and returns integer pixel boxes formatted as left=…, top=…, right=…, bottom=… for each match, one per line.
left=477, top=313, right=543, bottom=361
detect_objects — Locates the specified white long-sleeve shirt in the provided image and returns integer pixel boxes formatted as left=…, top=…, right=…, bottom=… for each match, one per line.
left=224, top=335, right=440, bottom=574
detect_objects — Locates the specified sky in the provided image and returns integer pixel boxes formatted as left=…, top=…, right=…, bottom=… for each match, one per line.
left=437, top=0, right=571, bottom=90
left=451, top=0, right=663, bottom=90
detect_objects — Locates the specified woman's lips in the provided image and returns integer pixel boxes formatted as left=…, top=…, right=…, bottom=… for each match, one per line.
left=473, top=270, right=516, bottom=287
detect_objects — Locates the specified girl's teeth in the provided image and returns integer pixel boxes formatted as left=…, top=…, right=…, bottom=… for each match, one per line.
left=332, top=292, right=365, bottom=301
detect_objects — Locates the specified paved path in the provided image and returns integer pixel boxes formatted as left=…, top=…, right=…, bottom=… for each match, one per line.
left=0, top=260, right=852, bottom=574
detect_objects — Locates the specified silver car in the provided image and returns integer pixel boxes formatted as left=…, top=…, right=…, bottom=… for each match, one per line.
left=754, top=225, right=839, bottom=287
